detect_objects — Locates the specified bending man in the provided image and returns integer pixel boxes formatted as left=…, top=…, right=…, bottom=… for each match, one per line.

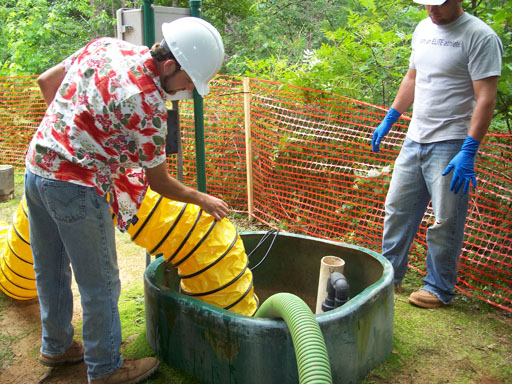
left=25, top=18, right=228, bottom=383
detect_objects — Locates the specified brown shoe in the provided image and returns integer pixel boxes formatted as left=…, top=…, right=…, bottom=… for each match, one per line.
left=394, top=283, right=402, bottom=294
left=409, top=289, right=446, bottom=309
left=38, top=340, right=84, bottom=367
left=90, top=357, right=160, bottom=384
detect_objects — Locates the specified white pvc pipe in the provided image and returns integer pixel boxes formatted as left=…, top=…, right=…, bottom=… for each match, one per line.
left=315, top=256, right=345, bottom=314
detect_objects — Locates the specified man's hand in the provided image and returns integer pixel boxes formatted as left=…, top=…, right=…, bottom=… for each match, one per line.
left=372, top=108, right=401, bottom=153
left=199, top=194, right=230, bottom=221
left=442, top=136, right=480, bottom=195
left=146, top=163, right=230, bottom=220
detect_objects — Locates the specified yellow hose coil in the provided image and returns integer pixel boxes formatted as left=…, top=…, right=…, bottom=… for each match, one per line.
left=0, top=196, right=37, bottom=300
left=1, top=190, right=259, bottom=316
left=127, top=188, right=259, bottom=316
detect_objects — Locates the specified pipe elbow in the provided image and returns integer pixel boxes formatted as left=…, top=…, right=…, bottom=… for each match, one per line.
left=332, top=273, right=350, bottom=307
left=321, top=272, right=350, bottom=312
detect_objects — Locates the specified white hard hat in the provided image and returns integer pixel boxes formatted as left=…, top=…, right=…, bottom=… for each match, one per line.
left=162, top=17, right=225, bottom=98
left=413, top=0, right=446, bottom=5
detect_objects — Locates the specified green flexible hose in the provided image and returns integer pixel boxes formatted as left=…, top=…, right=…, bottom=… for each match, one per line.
left=254, top=292, right=332, bottom=384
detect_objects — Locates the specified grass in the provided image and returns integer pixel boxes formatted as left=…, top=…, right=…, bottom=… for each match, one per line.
left=361, top=271, right=512, bottom=384
left=1, top=176, right=511, bottom=383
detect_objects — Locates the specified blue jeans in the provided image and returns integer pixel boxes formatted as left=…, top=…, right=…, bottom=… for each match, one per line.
left=382, top=137, right=470, bottom=304
left=24, top=170, right=123, bottom=380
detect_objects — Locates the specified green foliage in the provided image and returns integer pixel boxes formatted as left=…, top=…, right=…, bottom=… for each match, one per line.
left=223, top=0, right=351, bottom=76
left=2, top=0, right=510, bottom=125
left=0, top=0, right=117, bottom=76
left=123, top=0, right=252, bottom=28
left=467, top=0, right=512, bottom=130
left=224, top=0, right=425, bottom=106
left=0, top=0, right=251, bottom=77
left=222, top=0, right=512, bottom=127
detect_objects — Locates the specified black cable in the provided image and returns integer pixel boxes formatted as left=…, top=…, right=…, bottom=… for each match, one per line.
left=248, top=229, right=279, bottom=271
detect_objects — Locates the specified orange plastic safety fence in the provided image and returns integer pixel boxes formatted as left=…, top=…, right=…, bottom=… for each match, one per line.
left=0, top=74, right=510, bottom=312
left=169, top=76, right=248, bottom=211
left=0, top=76, right=47, bottom=171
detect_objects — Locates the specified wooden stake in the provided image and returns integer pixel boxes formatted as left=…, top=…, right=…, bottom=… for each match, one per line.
left=243, top=77, right=254, bottom=218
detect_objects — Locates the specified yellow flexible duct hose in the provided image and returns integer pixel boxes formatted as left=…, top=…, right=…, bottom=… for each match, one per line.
left=127, top=188, right=259, bottom=316
left=0, top=196, right=37, bottom=300
left=1, top=190, right=259, bottom=316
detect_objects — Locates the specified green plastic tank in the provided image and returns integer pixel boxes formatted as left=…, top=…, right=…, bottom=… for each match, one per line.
left=144, top=232, right=394, bottom=384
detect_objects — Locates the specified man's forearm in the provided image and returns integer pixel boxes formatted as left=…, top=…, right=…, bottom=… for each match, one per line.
left=468, top=77, right=499, bottom=142
left=391, top=68, right=416, bottom=114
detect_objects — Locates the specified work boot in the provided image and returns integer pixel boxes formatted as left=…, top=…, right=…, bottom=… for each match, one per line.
left=38, top=340, right=84, bottom=367
left=89, top=357, right=160, bottom=384
left=394, top=283, right=402, bottom=294
left=408, top=289, right=446, bottom=309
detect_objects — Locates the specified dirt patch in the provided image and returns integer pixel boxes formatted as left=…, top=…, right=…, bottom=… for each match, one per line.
left=0, top=243, right=147, bottom=384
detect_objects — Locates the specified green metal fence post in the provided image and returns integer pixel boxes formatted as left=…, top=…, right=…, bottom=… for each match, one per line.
left=190, top=0, right=207, bottom=193
left=143, top=0, right=155, bottom=267
left=143, top=0, right=155, bottom=47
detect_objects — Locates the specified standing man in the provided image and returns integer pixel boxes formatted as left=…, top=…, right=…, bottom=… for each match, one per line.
left=371, top=0, right=502, bottom=308
left=24, top=17, right=228, bottom=383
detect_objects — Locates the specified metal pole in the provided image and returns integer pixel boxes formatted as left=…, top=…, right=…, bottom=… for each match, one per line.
left=143, top=0, right=155, bottom=47
left=143, top=0, right=155, bottom=267
left=190, top=0, right=207, bottom=193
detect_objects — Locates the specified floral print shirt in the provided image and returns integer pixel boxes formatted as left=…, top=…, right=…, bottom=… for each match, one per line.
left=26, top=37, right=168, bottom=230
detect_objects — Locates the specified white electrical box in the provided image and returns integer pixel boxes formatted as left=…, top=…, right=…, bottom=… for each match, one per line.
left=116, top=6, right=190, bottom=46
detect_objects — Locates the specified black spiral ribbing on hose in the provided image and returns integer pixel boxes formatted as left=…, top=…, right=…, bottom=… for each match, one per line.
left=134, top=195, right=278, bottom=314
left=171, top=219, right=217, bottom=268
left=166, top=208, right=203, bottom=264
left=224, top=273, right=256, bottom=311
left=178, top=229, right=238, bottom=279
left=176, top=226, right=278, bottom=312
left=0, top=202, right=36, bottom=299
left=149, top=204, right=188, bottom=255
left=0, top=262, right=35, bottom=299
left=130, top=195, right=164, bottom=242
left=181, top=259, right=249, bottom=298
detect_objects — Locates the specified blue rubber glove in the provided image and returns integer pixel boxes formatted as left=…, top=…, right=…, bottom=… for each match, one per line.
left=372, top=108, right=401, bottom=153
left=442, top=136, right=480, bottom=195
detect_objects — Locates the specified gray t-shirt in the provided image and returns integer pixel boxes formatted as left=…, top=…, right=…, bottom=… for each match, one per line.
left=407, top=12, right=503, bottom=143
